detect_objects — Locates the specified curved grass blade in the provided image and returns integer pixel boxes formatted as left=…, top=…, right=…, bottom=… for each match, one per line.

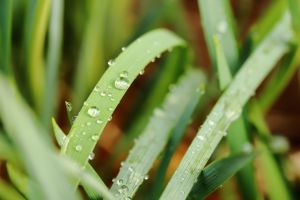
left=151, top=78, right=205, bottom=199
left=42, top=0, right=64, bottom=129
left=73, top=0, right=108, bottom=110
left=24, top=0, right=50, bottom=111
left=187, top=153, right=254, bottom=200
left=110, top=69, right=206, bottom=199
left=249, top=102, right=292, bottom=200
left=160, top=13, right=292, bottom=200
left=52, top=118, right=113, bottom=200
left=0, top=74, right=78, bottom=200
left=0, top=0, right=12, bottom=77
left=197, top=0, right=239, bottom=73
left=0, top=179, right=25, bottom=200
left=289, top=0, right=300, bottom=35
left=214, top=36, right=261, bottom=200
left=115, top=48, right=188, bottom=157
left=0, top=133, right=19, bottom=165
left=63, top=29, right=185, bottom=186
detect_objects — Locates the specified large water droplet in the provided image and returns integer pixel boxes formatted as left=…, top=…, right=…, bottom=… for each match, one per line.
left=114, top=77, right=130, bottom=90
left=87, top=106, right=100, bottom=118
left=75, top=145, right=82, bottom=152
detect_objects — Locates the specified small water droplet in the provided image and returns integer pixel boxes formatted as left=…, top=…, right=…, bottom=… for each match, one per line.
left=94, top=86, right=100, bottom=92
left=217, top=20, right=228, bottom=34
left=180, top=190, right=185, bottom=195
left=128, top=167, right=134, bottom=172
left=65, top=101, right=72, bottom=112
left=96, top=119, right=103, bottom=124
left=208, top=120, right=215, bottom=126
left=151, top=58, right=155, bottom=62
left=108, top=116, right=112, bottom=121
left=91, top=135, right=98, bottom=141
left=118, top=185, right=128, bottom=194
left=156, top=54, right=161, bottom=58
left=83, top=101, right=89, bottom=106
left=108, top=93, right=113, bottom=97
left=108, top=107, right=113, bottom=111
left=87, top=106, right=100, bottom=118
left=116, top=179, right=123, bottom=186
left=144, top=175, right=149, bottom=180
left=121, top=47, right=127, bottom=52
left=154, top=108, right=165, bottom=117
left=100, top=91, right=107, bottom=97
left=139, top=69, right=145, bottom=75
left=120, top=161, right=125, bottom=166
left=88, top=152, right=95, bottom=160
left=197, top=135, right=205, bottom=141
left=120, top=71, right=128, bottom=78
left=242, top=143, right=253, bottom=153
left=110, top=98, right=115, bottom=101
left=75, top=145, right=82, bottom=152
left=112, top=178, right=116, bottom=183
left=108, top=59, right=115, bottom=66
left=82, top=131, right=86, bottom=135
left=86, top=122, right=91, bottom=126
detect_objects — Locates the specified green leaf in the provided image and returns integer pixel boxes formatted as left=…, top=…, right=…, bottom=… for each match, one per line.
left=52, top=118, right=114, bottom=200
left=24, top=0, right=51, bottom=111
left=0, top=133, right=19, bottom=165
left=187, top=153, right=254, bottom=200
left=42, top=0, right=64, bottom=129
left=0, top=179, right=25, bottom=200
left=0, top=74, right=78, bottom=200
left=0, top=0, right=12, bottom=77
left=289, top=0, right=300, bottom=35
left=197, top=0, right=239, bottom=73
left=110, top=68, right=206, bottom=199
left=160, top=13, right=292, bottom=200
left=62, top=29, right=185, bottom=187
left=151, top=75, right=205, bottom=199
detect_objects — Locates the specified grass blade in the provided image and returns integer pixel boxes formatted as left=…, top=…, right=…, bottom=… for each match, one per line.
left=0, top=179, right=25, bottom=200
left=24, top=0, right=50, bottom=111
left=0, top=133, right=19, bottom=165
left=0, top=74, right=78, bottom=200
left=289, top=0, right=300, bottom=35
left=0, top=0, right=12, bottom=77
left=187, top=153, right=254, bottom=200
left=110, top=69, right=206, bottom=199
left=151, top=78, right=205, bottom=199
left=52, top=118, right=113, bottom=200
left=42, top=0, right=64, bottom=128
left=63, top=29, right=185, bottom=186
left=160, top=13, right=292, bottom=200
left=198, top=0, right=239, bottom=72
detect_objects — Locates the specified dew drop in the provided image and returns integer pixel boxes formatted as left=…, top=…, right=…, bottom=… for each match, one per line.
left=108, top=116, right=112, bottom=121
left=120, top=71, right=128, bottom=78
left=116, top=179, right=123, bottom=186
left=75, top=145, right=82, bottom=152
left=108, top=93, right=113, bottom=97
left=154, top=108, right=165, bottom=117
left=82, top=131, right=86, bottom=135
left=112, top=178, right=116, bottom=183
left=114, top=77, right=130, bottom=90
left=110, top=98, right=115, bottom=101
left=83, top=101, right=89, bottom=106
left=121, top=47, right=127, bottom=52
left=108, top=59, right=115, bottom=66
left=108, top=107, right=113, bottom=111
left=88, top=152, right=95, bottom=160
left=139, top=69, right=145, bottom=75
left=94, top=86, right=100, bottom=92
left=87, top=106, right=100, bottom=118
left=91, top=135, right=98, bottom=141
left=144, top=175, right=149, bottom=180
left=100, top=91, right=107, bottom=97
left=86, top=122, right=91, bottom=126
left=96, top=119, right=103, bottom=124
left=242, top=143, right=253, bottom=153
left=197, top=135, right=205, bottom=141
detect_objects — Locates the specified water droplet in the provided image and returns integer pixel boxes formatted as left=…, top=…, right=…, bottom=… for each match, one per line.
left=108, top=116, right=112, bottom=121
left=75, top=145, right=82, bottom=152
left=96, top=119, right=103, bottom=124
left=208, top=120, right=215, bottom=126
left=100, top=91, right=107, bottom=97
left=225, top=108, right=241, bottom=122
left=242, top=143, right=253, bottom=153
left=114, top=77, right=130, bottom=90
left=108, top=107, right=113, bottom=111
left=120, top=71, right=128, bottom=78
left=116, top=179, right=123, bottom=186
left=87, top=106, right=100, bottom=118
left=217, top=20, right=228, bottom=34
left=144, top=175, right=149, bottom=180
left=82, top=131, right=86, bottom=135
left=180, top=190, right=185, bottom=195
left=108, top=59, right=115, bottom=66
left=139, top=69, right=145, bottom=75
left=94, top=86, right=100, bottom=92
left=110, top=98, right=115, bottom=101
left=156, top=54, right=161, bottom=58
left=120, top=161, right=125, bottom=166
left=86, top=122, right=91, bottom=126
left=112, top=178, right=116, bottom=183
left=108, top=93, right=113, bottom=97
left=270, top=135, right=290, bottom=154
left=91, top=135, right=98, bottom=141
left=128, top=167, right=134, bottom=172
left=118, top=185, right=128, bottom=194
left=88, top=152, right=95, bottom=160
left=151, top=58, right=155, bottom=62
left=197, top=135, right=205, bottom=141
left=83, top=101, right=89, bottom=106
left=121, top=47, right=127, bottom=52
left=125, top=197, right=131, bottom=200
